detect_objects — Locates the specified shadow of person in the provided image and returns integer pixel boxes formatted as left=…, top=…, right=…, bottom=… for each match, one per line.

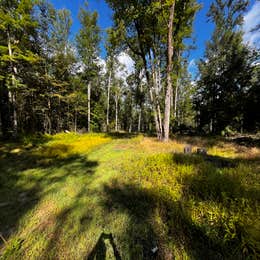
left=87, top=232, right=121, bottom=260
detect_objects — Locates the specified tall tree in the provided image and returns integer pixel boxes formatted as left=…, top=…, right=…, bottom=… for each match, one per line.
left=164, top=1, right=176, bottom=141
left=106, top=0, right=199, bottom=140
left=76, top=3, right=101, bottom=132
left=0, top=0, right=38, bottom=137
left=195, top=0, right=258, bottom=134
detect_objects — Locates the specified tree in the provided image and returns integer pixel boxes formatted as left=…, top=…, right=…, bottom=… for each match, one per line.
left=164, top=0, right=176, bottom=141
left=105, top=28, right=117, bottom=132
left=175, top=61, right=196, bottom=128
left=106, top=0, right=199, bottom=140
left=76, top=3, right=101, bottom=132
left=195, top=0, right=258, bottom=134
left=0, top=0, right=38, bottom=137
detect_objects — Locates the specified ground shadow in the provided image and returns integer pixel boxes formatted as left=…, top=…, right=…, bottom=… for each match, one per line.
left=102, top=182, right=224, bottom=259
left=86, top=232, right=122, bottom=260
left=101, top=182, right=162, bottom=259
left=174, top=135, right=224, bottom=148
left=104, top=132, right=138, bottom=140
left=173, top=153, right=236, bottom=168
left=227, top=136, right=260, bottom=148
left=173, top=153, right=260, bottom=201
left=0, top=140, right=98, bottom=254
left=101, top=150, right=259, bottom=259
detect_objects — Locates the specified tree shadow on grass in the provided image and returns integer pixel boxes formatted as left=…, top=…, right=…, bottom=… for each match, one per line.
left=173, top=153, right=260, bottom=201
left=0, top=140, right=98, bottom=256
left=101, top=152, right=259, bottom=259
left=104, top=132, right=138, bottom=140
left=101, top=182, right=161, bottom=259
left=173, top=153, right=237, bottom=168
left=101, top=182, right=224, bottom=259
left=174, top=135, right=224, bottom=148
left=228, top=136, right=260, bottom=148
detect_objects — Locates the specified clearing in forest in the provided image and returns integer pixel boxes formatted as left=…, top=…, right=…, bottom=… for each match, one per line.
left=0, top=133, right=259, bottom=259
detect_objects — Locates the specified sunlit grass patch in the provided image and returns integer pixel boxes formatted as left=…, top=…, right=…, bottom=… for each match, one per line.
left=129, top=137, right=186, bottom=156
left=34, top=133, right=111, bottom=159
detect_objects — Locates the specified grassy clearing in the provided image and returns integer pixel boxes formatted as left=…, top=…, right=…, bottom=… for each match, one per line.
left=0, top=133, right=259, bottom=259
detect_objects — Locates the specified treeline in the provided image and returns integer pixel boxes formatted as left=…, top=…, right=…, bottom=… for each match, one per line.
left=0, top=0, right=103, bottom=137
left=195, top=0, right=260, bottom=134
left=0, top=0, right=259, bottom=140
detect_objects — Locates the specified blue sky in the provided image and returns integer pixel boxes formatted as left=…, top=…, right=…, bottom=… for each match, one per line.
left=51, top=0, right=259, bottom=77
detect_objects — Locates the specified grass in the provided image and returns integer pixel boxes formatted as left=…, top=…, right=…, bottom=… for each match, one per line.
left=0, top=133, right=259, bottom=259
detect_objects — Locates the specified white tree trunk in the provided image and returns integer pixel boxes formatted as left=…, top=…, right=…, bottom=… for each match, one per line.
left=115, top=94, right=118, bottom=132
left=150, top=51, right=163, bottom=139
left=88, top=83, right=91, bottom=132
left=163, top=1, right=175, bottom=141
left=138, top=109, right=141, bottom=132
left=106, top=71, right=111, bottom=131
left=74, top=109, right=77, bottom=133
left=7, top=29, right=18, bottom=136
left=174, top=78, right=178, bottom=118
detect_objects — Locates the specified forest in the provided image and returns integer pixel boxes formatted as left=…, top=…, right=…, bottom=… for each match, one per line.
left=0, top=0, right=259, bottom=259
left=0, top=0, right=259, bottom=139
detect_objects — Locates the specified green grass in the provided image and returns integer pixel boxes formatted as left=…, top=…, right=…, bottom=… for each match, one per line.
left=0, top=133, right=259, bottom=259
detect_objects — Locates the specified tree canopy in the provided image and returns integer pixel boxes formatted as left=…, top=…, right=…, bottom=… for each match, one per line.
left=0, top=0, right=259, bottom=139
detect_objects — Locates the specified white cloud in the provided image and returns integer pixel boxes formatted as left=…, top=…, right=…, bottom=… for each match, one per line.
left=243, top=1, right=260, bottom=47
left=188, top=59, right=196, bottom=70
left=95, top=52, right=135, bottom=80
left=116, top=52, right=135, bottom=80
left=188, top=59, right=198, bottom=79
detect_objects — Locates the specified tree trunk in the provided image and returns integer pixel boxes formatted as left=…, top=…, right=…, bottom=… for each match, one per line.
left=138, top=76, right=143, bottom=133
left=7, top=28, right=18, bottom=137
left=47, top=98, right=52, bottom=134
left=163, top=1, right=175, bottom=141
left=149, top=50, right=163, bottom=139
left=174, top=78, right=178, bottom=118
left=134, top=21, right=162, bottom=139
left=57, top=96, right=62, bottom=132
left=0, top=80, right=11, bottom=138
left=138, top=108, right=142, bottom=132
left=115, top=94, right=118, bottom=132
left=88, top=83, right=91, bottom=132
left=106, top=71, right=111, bottom=132
left=74, top=109, right=77, bottom=133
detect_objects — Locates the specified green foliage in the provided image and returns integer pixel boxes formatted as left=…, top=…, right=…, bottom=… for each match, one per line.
left=221, top=125, right=237, bottom=137
left=76, top=3, right=100, bottom=76
left=195, top=0, right=260, bottom=134
left=175, top=60, right=196, bottom=128
left=106, top=0, right=199, bottom=137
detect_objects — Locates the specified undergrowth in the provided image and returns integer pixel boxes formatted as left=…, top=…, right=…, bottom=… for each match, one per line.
left=117, top=151, right=260, bottom=258
left=0, top=133, right=259, bottom=259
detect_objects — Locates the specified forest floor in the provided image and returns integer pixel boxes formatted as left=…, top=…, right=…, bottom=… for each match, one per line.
left=0, top=133, right=259, bottom=259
